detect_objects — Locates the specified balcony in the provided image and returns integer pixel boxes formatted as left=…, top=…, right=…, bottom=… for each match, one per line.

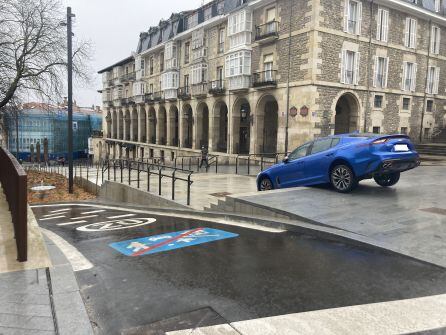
left=252, top=70, right=277, bottom=89
left=228, top=76, right=251, bottom=92
left=191, top=83, right=208, bottom=98
left=208, top=80, right=225, bottom=95
left=178, top=87, right=191, bottom=100
left=121, top=72, right=136, bottom=83
left=145, top=93, right=154, bottom=104
left=255, top=21, right=279, bottom=43
left=121, top=97, right=135, bottom=106
left=153, top=91, right=165, bottom=103
left=134, top=94, right=145, bottom=104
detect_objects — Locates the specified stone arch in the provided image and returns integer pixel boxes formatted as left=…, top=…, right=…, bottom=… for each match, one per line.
left=118, top=109, right=124, bottom=140
left=254, top=94, right=279, bottom=154
left=139, top=106, right=147, bottom=142
left=169, top=105, right=179, bottom=146
left=332, top=91, right=361, bottom=134
left=182, top=104, right=193, bottom=148
left=148, top=106, right=156, bottom=144
left=131, top=107, right=138, bottom=141
left=158, top=106, right=167, bottom=145
left=211, top=100, right=228, bottom=153
left=196, top=102, right=209, bottom=149
left=231, top=97, right=251, bottom=154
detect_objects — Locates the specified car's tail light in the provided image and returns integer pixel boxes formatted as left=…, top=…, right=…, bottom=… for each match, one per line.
left=372, top=138, right=388, bottom=145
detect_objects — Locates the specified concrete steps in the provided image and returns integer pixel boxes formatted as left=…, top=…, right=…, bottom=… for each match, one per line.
left=416, top=143, right=446, bottom=156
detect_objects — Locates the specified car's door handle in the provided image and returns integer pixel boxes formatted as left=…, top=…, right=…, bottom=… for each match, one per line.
left=325, top=153, right=334, bottom=157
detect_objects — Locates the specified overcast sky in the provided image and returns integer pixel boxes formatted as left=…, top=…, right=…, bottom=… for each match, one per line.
left=61, top=0, right=201, bottom=107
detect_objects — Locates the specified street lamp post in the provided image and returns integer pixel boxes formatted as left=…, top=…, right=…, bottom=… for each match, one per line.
left=62, top=7, right=75, bottom=193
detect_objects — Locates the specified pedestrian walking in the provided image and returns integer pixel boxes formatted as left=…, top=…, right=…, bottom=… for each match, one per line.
left=200, top=145, right=209, bottom=169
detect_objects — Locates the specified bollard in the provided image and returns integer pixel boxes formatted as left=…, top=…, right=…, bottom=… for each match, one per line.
left=187, top=174, right=191, bottom=206
left=147, top=164, right=150, bottom=192
left=171, top=170, right=175, bottom=200
left=158, top=168, right=162, bottom=195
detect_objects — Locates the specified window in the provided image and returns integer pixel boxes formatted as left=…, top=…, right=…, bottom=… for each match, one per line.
left=402, top=97, right=411, bottom=110
left=266, top=7, right=277, bottom=33
left=160, top=52, right=164, bottom=72
left=184, top=42, right=190, bottom=64
left=435, top=0, right=441, bottom=12
left=427, top=66, right=440, bottom=94
left=191, top=64, right=208, bottom=84
left=404, top=18, right=417, bottom=48
left=288, top=142, right=311, bottom=160
left=140, top=83, right=145, bottom=95
left=372, top=126, right=381, bottom=134
left=263, top=54, right=274, bottom=81
left=431, top=26, right=441, bottom=54
left=376, top=8, right=389, bottom=42
left=225, top=51, right=251, bottom=77
left=228, top=10, right=252, bottom=49
left=344, top=0, right=362, bottom=35
left=140, top=59, right=145, bottom=71
left=373, top=56, right=388, bottom=88
left=426, top=100, right=434, bottom=112
left=400, top=127, right=408, bottom=135
left=149, top=84, right=153, bottom=93
left=310, top=138, right=333, bottom=155
left=150, top=57, right=154, bottom=75
left=161, top=72, right=179, bottom=90
left=218, top=29, right=225, bottom=54
left=341, top=50, right=360, bottom=85
left=217, top=66, right=224, bottom=82
left=402, top=62, right=417, bottom=91
left=374, top=95, right=383, bottom=108
left=184, top=75, right=189, bottom=92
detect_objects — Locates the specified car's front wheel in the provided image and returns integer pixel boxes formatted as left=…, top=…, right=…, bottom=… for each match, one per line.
left=374, top=172, right=400, bottom=187
left=330, top=164, right=357, bottom=193
left=258, top=176, right=274, bottom=191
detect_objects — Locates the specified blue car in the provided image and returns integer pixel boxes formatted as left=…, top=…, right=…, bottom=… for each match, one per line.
left=257, top=133, right=420, bottom=193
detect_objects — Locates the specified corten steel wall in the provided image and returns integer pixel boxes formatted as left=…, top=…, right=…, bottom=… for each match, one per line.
left=0, top=147, right=27, bottom=262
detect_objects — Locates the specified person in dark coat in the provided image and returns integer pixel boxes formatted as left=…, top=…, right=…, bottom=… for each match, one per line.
left=200, top=145, right=209, bottom=169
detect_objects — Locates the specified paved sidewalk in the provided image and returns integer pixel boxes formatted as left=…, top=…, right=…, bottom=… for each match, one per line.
left=216, top=166, right=446, bottom=268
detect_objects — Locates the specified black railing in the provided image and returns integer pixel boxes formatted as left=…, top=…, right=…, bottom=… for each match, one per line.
left=153, top=91, right=165, bottom=102
left=178, top=87, right=191, bottom=100
left=235, top=152, right=287, bottom=175
left=0, top=147, right=27, bottom=262
left=174, top=154, right=219, bottom=174
left=121, top=72, right=136, bottom=82
left=191, top=83, right=208, bottom=97
left=209, top=80, right=225, bottom=95
left=145, top=93, right=154, bottom=103
left=255, top=21, right=279, bottom=41
left=252, top=70, right=277, bottom=88
left=102, top=158, right=194, bottom=205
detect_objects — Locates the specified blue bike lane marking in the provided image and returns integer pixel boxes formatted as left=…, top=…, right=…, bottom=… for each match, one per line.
left=109, top=228, right=239, bottom=256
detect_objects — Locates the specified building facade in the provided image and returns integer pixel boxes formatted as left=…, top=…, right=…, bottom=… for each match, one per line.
left=99, top=0, right=446, bottom=162
left=4, top=102, right=102, bottom=160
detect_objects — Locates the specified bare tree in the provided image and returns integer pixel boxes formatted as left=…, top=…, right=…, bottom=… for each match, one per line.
left=0, top=0, right=91, bottom=109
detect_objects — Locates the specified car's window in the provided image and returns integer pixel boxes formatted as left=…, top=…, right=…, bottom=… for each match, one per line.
left=310, top=138, right=332, bottom=155
left=331, top=138, right=340, bottom=147
left=288, top=142, right=311, bottom=161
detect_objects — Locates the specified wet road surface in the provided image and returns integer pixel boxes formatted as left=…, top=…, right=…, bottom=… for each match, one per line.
left=32, top=203, right=446, bottom=335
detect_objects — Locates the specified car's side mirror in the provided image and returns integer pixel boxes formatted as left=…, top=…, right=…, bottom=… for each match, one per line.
left=282, top=156, right=289, bottom=163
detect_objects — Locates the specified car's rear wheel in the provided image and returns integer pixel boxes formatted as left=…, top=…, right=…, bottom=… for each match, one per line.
left=259, top=177, right=273, bottom=191
left=374, top=172, right=400, bottom=187
left=330, top=164, right=356, bottom=193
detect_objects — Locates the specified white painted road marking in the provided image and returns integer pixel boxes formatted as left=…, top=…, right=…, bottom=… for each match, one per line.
left=50, top=209, right=70, bottom=213
left=80, top=210, right=106, bottom=215
left=107, top=213, right=136, bottom=219
left=41, top=228, right=93, bottom=272
left=70, top=215, right=98, bottom=220
left=57, top=220, right=87, bottom=226
left=76, top=218, right=156, bottom=232
left=39, top=215, right=66, bottom=221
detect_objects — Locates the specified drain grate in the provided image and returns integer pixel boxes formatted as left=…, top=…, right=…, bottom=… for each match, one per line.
left=209, top=192, right=232, bottom=198
left=122, top=306, right=230, bottom=335
left=419, top=207, right=446, bottom=216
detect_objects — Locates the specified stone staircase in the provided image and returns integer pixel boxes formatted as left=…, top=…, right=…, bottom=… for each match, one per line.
left=416, top=143, right=446, bottom=156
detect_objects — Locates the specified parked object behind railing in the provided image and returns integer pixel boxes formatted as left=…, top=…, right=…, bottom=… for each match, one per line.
left=0, top=147, right=27, bottom=262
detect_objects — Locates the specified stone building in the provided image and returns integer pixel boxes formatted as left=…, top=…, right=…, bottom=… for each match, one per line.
left=99, top=0, right=446, bottom=162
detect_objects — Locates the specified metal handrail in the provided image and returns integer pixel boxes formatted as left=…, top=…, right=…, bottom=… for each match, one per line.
left=236, top=152, right=287, bottom=175
left=0, top=147, right=27, bottom=262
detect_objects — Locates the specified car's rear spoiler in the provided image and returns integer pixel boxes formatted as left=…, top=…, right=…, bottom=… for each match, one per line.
left=369, top=134, right=411, bottom=144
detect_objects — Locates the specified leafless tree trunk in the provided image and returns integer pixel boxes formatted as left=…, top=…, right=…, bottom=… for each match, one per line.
left=0, top=0, right=91, bottom=109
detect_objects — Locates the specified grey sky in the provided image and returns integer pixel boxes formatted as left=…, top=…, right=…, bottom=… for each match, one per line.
left=61, top=0, right=201, bottom=107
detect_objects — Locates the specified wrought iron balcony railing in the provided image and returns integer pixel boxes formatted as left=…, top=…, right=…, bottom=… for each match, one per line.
left=152, top=91, right=165, bottom=102
left=255, top=21, right=279, bottom=41
left=208, top=80, right=225, bottom=95
left=252, top=70, right=278, bottom=88
left=178, top=87, right=191, bottom=100
left=191, top=83, right=208, bottom=97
